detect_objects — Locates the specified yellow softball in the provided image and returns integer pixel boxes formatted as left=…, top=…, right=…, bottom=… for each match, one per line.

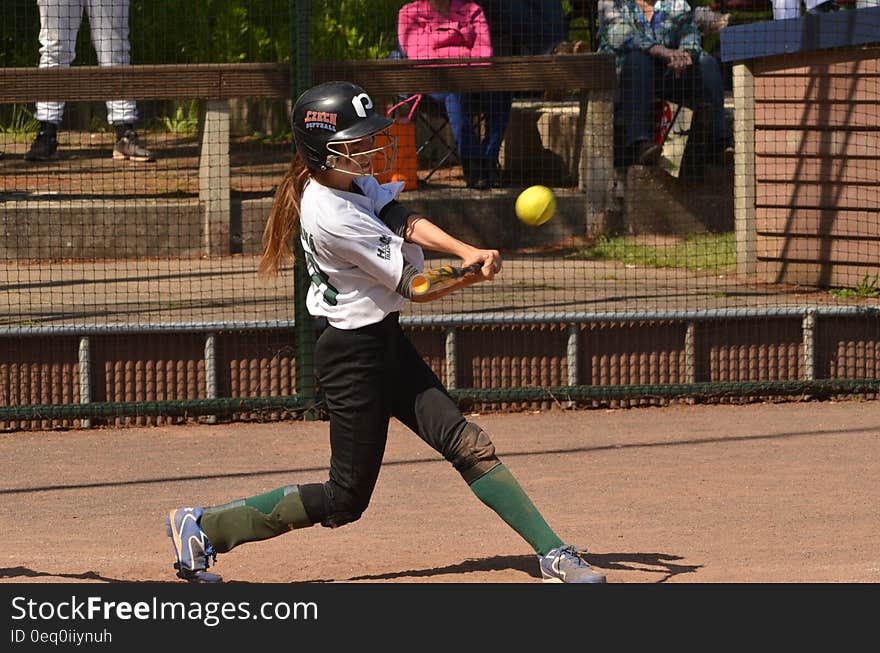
left=515, top=185, right=556, bottom=227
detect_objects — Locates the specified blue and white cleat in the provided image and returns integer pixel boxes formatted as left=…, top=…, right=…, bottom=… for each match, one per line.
left=539, top=545, right=606, bottom=583
left=165, top=507, right=222, bottom=583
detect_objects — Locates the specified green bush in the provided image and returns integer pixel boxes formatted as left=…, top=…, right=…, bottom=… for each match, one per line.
left=2, top=1, right=409, bottom=67
left=311, top=0, right=402, bottom=61
left=128, top=0, right=292, bottom=64
left=1, top=1, right=408, bottom=135
left=0, top=0, right=39, bottom=67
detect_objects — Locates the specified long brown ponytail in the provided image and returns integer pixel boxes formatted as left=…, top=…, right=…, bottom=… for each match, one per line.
left=258, top=155, right=311, bottom=279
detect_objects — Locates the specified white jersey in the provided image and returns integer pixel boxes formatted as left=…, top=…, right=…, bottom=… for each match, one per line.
left=299, top=176, right=425, bottom=330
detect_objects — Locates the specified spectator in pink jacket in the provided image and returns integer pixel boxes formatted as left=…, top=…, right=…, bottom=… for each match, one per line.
left=398, top=0, right=512, bottom=188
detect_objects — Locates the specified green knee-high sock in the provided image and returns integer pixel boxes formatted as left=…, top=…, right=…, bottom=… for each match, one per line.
left=468, top=464, right=564, bottom=556
left=198, top=485, right=314, bottom=553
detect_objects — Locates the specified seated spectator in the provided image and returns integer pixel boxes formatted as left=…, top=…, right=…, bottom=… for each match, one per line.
left=597, top=0, right=732, bottom=169
left=478, top=1, right=568, bottom=56
left=672, top=0, right=732, bottom=91
left=398, top=0, right=512, bottom=188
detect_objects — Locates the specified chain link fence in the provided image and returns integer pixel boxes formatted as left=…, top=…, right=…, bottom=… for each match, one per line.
left=0, top=1, right=878, bottom=427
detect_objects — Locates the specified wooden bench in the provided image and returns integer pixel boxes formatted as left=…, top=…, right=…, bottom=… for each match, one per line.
left=312, top=54, right=617, bottom=228
left=0, top=63, right=288, bottom=256
left=0, top=54, right=617, bottom=251
left=311, top=54, right=614, bottom=94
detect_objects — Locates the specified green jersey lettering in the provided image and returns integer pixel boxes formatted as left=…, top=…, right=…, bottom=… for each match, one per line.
left=303, top=234, right=339, bottom=306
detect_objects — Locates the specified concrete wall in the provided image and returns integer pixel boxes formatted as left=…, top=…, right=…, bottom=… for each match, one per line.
left=0, top=199, right=202, bottom=259
left=0, top=191, right=596, bottom=260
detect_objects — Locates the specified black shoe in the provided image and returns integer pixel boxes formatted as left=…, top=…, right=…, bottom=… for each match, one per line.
left=809, top=0, right=840, bottom=12
left=462, top=158, right=489, bottom=189
left=487, top=161, right=505, bottom=188
left=24, top=124, right=59, bottom=161
left=634, top=140, right=662, bottom=166
left=723, top=145, right=735, bottom=166
left=113, top=127, right=154, bottom=162
left=704, top=141, right=735, bottom=167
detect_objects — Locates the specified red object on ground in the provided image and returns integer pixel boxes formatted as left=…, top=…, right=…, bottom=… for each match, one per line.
left=653, top=99, right=674, bottom=145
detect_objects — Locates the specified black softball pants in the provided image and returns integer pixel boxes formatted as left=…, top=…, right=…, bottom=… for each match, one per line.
left=617, top=50, right=727, bottom=148
left=302, top=312, right=467, bottom=527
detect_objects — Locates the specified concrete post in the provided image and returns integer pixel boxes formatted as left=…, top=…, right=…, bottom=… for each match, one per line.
left=199, top=100, right=231, bottom=256
left=733, top=63, right=757, bottom=276
left=581, top=89, right=615, bottom=235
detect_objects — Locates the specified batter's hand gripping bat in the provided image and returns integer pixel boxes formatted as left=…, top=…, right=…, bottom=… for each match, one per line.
left=410, top=262, right=483, bottom=296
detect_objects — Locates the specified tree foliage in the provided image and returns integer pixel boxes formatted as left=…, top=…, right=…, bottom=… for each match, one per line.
left=310, top=0, right=402, bottom=61
left=1, top=1, right=406, bottom=67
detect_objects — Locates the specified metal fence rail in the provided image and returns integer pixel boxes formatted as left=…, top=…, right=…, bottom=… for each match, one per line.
left=1, top=305, right=877, bottom=426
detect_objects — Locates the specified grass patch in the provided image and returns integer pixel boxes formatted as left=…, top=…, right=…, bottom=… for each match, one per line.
left=829, top=273, right=880, bottom=300
left=570, top=233, right=736, bottom=273
left=161, top=101, right=199, bottom=135
left=250, top=130, right=292, bottom=145
left=0, top=105, right=40, bottom=136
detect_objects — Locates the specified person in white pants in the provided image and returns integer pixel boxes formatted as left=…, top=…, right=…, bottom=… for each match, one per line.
left=771, top=0, right=840, bottom=19
left=26, top=0, right=153, bottom=162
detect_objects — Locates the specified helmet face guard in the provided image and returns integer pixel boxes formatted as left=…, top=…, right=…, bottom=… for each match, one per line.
left=325, top=128, right=397, bottom=178
left=292, top=81, right=397, bottom=176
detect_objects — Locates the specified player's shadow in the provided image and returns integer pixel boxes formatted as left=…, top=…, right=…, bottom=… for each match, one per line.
left=0, top=566, right=126, bottom=583
left=345, top=551, right=701, bottom=583
left=584, top=552, right=703, bottom=583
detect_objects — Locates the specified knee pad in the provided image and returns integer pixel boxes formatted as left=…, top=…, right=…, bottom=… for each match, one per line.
left=446, top=421, right=501, bottom=484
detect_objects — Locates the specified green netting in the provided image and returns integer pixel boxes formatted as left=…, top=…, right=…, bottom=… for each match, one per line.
left=0, top=1, right=878, bottom=424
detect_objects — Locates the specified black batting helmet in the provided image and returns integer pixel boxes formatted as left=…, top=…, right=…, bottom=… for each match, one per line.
left=291, top=81, right=395, bottom=175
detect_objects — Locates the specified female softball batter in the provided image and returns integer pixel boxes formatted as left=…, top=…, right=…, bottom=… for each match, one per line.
left=164, top=81, right=605, bottom=584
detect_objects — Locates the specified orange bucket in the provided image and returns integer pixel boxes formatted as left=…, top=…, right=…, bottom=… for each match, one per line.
left=374, top=94, right=420, bottom=190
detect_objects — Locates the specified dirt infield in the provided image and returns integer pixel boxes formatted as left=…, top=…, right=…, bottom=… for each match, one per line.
left=1, top=399, right=878, bottom=584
